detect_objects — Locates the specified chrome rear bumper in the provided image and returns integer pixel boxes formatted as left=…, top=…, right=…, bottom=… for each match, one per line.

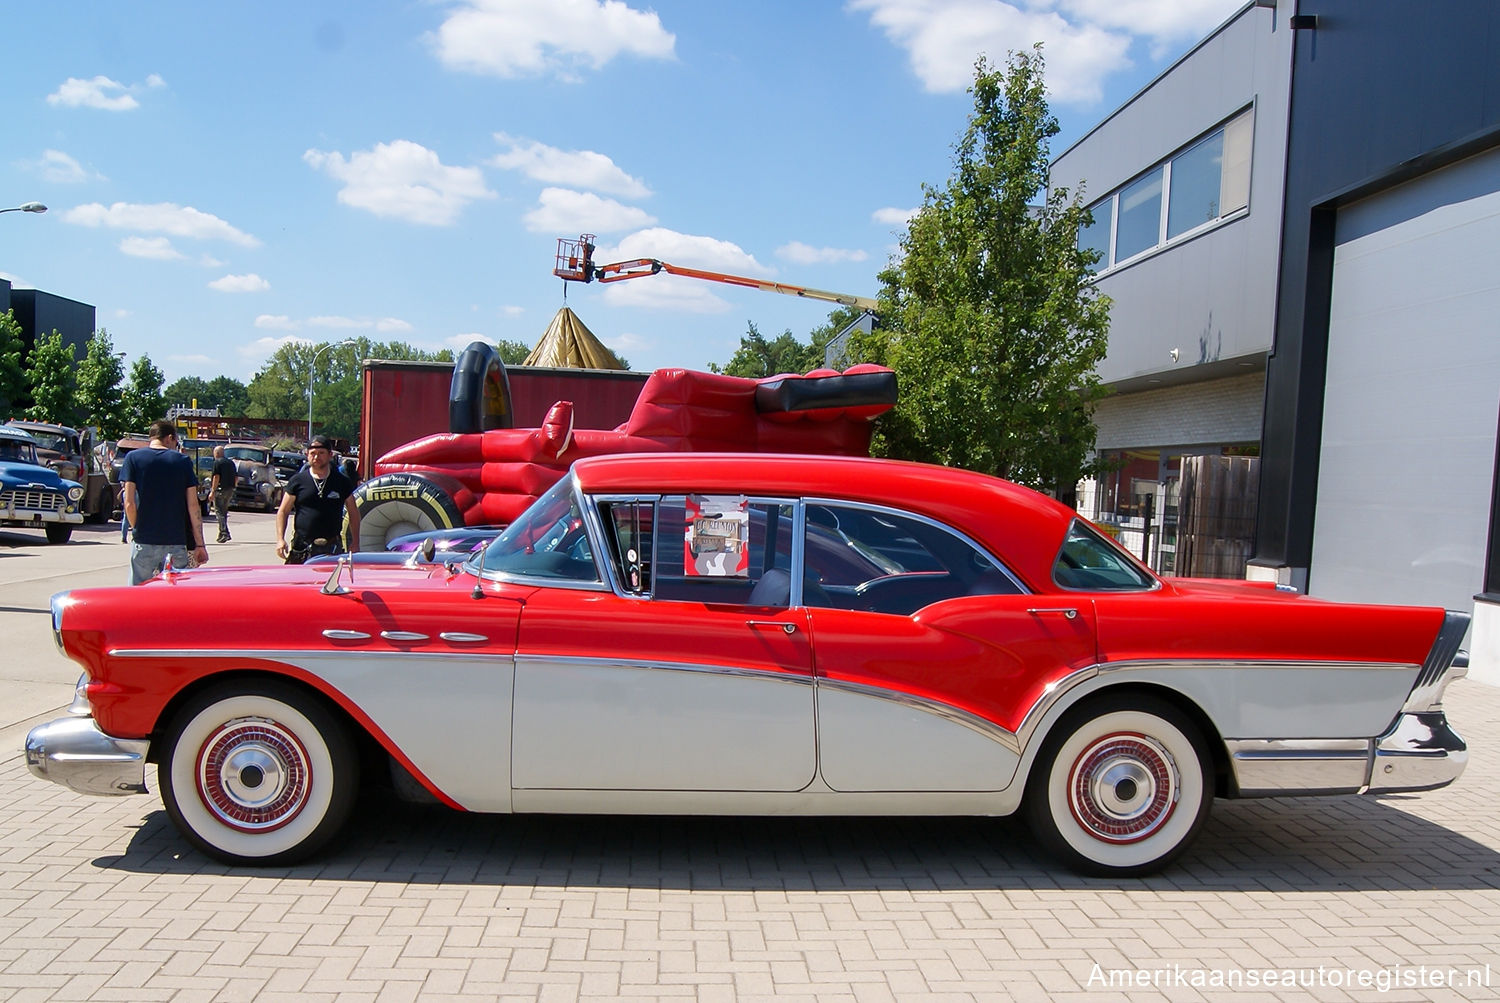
left=1228, top=710, right=1466, bottom=797
left=24, top=717, right=149, bottom=796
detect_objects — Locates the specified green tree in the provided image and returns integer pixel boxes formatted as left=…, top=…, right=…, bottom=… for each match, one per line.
left=203, top=375, right=251, bottom=416
left=23, top=331, right=79, bottom=425
left=246, top=337, right=456, bottom=441
left=711, top=306, right=865, bottom=378
left=493, top=338, right=532, bottom=366
left=854, top=49, right=1110, bottom=494
left=163, top=376, right=210, bottom=410
left=122, top=355, right=168, bottom=431
left=76, top=329, right=129, bottom=439
left=0, top=310, right=27, bottom=417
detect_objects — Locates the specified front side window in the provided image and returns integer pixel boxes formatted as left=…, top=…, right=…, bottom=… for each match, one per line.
left=1167, top=131, right=1225, bottom=239
left=650, top=495, right=795, bottom=606
left=801, top=503, right=1021, bottom=616
left=1054, top=519, right=1156, bottom=591
left=468, top=477, right=599, bottom=583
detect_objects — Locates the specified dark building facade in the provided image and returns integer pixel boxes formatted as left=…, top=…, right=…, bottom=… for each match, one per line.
left=1, top=278, right=97, bottom=356
left=1051, top=1, right=1500, bottom=680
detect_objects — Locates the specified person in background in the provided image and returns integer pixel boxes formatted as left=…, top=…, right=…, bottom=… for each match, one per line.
left=120, top=420, right=209, bottom=585
left=208, top=445, right=237, bottom=543
left=276, top=434, right=360, bottom=564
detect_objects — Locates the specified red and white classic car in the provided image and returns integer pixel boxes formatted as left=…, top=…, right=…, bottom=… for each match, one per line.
left=26, top=453, right=1468, bottom=876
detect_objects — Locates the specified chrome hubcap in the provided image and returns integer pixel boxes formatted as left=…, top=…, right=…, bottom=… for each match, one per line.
left=197, top=718, right=310, bottom=832
left=1068, top=733, right=1179, bottom=843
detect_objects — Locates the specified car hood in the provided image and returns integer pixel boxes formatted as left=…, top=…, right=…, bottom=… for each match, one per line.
left=0, top=461, right=74, bottom=490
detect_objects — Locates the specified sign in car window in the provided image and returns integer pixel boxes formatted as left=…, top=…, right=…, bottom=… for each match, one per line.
left=684, top=494, right=749, bottom=577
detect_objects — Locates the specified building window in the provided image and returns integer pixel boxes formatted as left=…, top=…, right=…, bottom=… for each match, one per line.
left=1078, top=107, right=1254, bottom=270
left=1116, top=169, right=1164, bottom=262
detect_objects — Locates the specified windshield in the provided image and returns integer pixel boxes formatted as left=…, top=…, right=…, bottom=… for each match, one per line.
left=24, top=432, right=70, bottom=453
left=465, top=478, right=599, bottom=583
left=225, top=446, right=269, bottom=463
left=0, top=439, right=39, bottom=464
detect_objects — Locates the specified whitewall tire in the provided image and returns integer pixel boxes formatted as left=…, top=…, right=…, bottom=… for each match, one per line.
left=1024, top=695, right=1212, bottom=877
left=159, top=682, right=358, bottom=865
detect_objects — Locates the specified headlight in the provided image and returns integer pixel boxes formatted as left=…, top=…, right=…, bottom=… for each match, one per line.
left=67, top=486, right=84, bottom=501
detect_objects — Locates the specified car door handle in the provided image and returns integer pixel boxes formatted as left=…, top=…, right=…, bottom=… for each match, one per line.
left=380, top=630, right=430, bottom=642
left=1026, top=607, right=1079, bottom=620
left=322, top=629, right=371, bottom=641
left=439, top=631, right=489, bottom=643
left=747, top=620, right=797, bottom=634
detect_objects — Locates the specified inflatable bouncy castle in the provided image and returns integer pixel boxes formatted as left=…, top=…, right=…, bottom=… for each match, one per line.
left=353, top=341, right=897, bottom=550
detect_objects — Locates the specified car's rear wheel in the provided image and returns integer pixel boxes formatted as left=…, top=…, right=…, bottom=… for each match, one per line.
left=44, top=524, right=71, bottom=544
left=1023, top=694, right=1212, bottom=877
left=159, top=681, right=358, bottom=866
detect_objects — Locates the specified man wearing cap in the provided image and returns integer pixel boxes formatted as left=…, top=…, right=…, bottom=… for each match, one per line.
left=275, top=435, right=360, bottom=564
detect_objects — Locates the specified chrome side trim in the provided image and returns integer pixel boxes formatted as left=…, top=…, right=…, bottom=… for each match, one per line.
left=513, top=652, right=815, bottom=688
left=110, top=647, right=502, bottom=662
left=439, top=632, right=489, bottom=643
left=1012, top=658, right=1420, bottom=750
left=380, top=630, right=429, bottom=642
left=815, top=676, right=1022, bottom=754
left=321, top=630, right=371, bottom=641
left=25, top=716, right=149, bottom=796
left=1225, top=738, right=1372, bottom=796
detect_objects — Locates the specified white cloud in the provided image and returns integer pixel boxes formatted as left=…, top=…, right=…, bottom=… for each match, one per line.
left=46, top=73, right=164, bottom=110
left=592, top=228, right=772, bottom=313
left=501, top=305, right=526, bottom=317
left=490, top=133, right=650, bottom=198
left=34, top=149, right=101, bottom=184
left=119, top=236, right=183, bottom=260
left=63, top=201, right=261, bottom=247
left=847, top=0, right=1131, bottom=104
left=304, top=140, right=493, bottom=225
left=255, top=315, right=299, bottom=331
left=376, top=318, right=414, bottom=333
left=0, top=272, right=31, bottom=288
left=522, top=187, right=656, bottom=234
left=209, top=273, right=270, bottom=293
left=168, top=353, right=214, bottom=365
left=1057, top=0, right=1242, bottom=45
left=872, top=206, right=918, bottom=226
left=199, top=254, right=226, bottom=268
left=307, top=315, right=368, bottom=329
left=238, top=335, right=307, bottom=362
left=428, top=0, right=675, bottom=80
left=776, top=241, right=869, bottom=265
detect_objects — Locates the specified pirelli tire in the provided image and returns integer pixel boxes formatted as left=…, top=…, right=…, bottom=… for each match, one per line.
left=353, top=472, right=465, bottom=551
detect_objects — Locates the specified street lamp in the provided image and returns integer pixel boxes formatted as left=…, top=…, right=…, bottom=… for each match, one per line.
left=0, top=202, right=47, bottom=215
left=307, top=340, right=357, bottom=444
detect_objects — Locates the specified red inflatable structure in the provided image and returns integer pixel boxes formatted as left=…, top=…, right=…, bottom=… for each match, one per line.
left=352, top=342, right=897, bottom=549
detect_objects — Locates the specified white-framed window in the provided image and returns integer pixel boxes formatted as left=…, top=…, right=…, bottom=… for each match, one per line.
left=1079, top=107, right=1253, bottom=272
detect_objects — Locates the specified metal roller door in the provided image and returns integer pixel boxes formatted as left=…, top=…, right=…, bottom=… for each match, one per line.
left=1311, top=147, right=1500, bottom=616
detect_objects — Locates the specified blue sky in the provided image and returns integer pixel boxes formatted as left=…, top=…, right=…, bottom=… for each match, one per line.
left=1, top=0, right=1244, bottom=386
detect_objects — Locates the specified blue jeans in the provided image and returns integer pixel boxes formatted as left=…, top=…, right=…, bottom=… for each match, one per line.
left=129, top=542, right=191, bottom=586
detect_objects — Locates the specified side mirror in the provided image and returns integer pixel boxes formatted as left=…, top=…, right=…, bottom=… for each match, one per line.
left=420, top=538, right=436, bottom=563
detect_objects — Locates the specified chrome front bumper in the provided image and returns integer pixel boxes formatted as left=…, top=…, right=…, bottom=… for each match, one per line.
left=24, top=717, right=149, bottom=796
left=1228, top=711, right=1467, bottom=797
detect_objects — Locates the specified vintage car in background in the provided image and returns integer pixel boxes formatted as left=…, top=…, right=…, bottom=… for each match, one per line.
left=0, top=425, right=86, bottom=543
left=223, top=444, right=284, bottom=511
left=352, top=342, right=897, bottom=550
left=25, top=453, right=1469, bottom=875
left=6, top=419, right=114, bottom=522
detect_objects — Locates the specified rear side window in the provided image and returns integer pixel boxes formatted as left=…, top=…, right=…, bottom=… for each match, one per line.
left=1054, top=520, right=1156, bottom=591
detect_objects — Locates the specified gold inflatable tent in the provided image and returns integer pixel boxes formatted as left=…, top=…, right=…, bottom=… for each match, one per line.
left=523, top=306, right=628, bottom=370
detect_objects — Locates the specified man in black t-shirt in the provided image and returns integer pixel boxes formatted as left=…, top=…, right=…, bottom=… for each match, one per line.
left=275, top=435, right=360, bottom=563
left=209, top=445, right=238, bottom=543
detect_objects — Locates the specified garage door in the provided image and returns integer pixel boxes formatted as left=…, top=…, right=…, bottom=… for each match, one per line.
left=1312, top=146, right=1500, bottom=616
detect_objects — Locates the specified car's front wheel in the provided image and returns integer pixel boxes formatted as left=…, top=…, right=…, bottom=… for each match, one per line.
left=159, top=681, right=358, bottom=865
left=1024, top=694, right=1212, bottom=877
left=44, top=524, right=71, bottom=544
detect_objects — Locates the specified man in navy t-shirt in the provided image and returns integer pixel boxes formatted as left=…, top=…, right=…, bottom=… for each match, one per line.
left=120, top=420, right=210, bottom=585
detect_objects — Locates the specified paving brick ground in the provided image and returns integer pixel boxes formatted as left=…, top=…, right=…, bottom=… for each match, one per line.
left=4, top=679, right=1499, bottom=1002
left=4, top=520, right=1499, bottom=1000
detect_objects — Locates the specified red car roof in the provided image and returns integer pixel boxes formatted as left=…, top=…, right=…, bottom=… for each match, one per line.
left=570, top=452, right=1079, bottom=591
